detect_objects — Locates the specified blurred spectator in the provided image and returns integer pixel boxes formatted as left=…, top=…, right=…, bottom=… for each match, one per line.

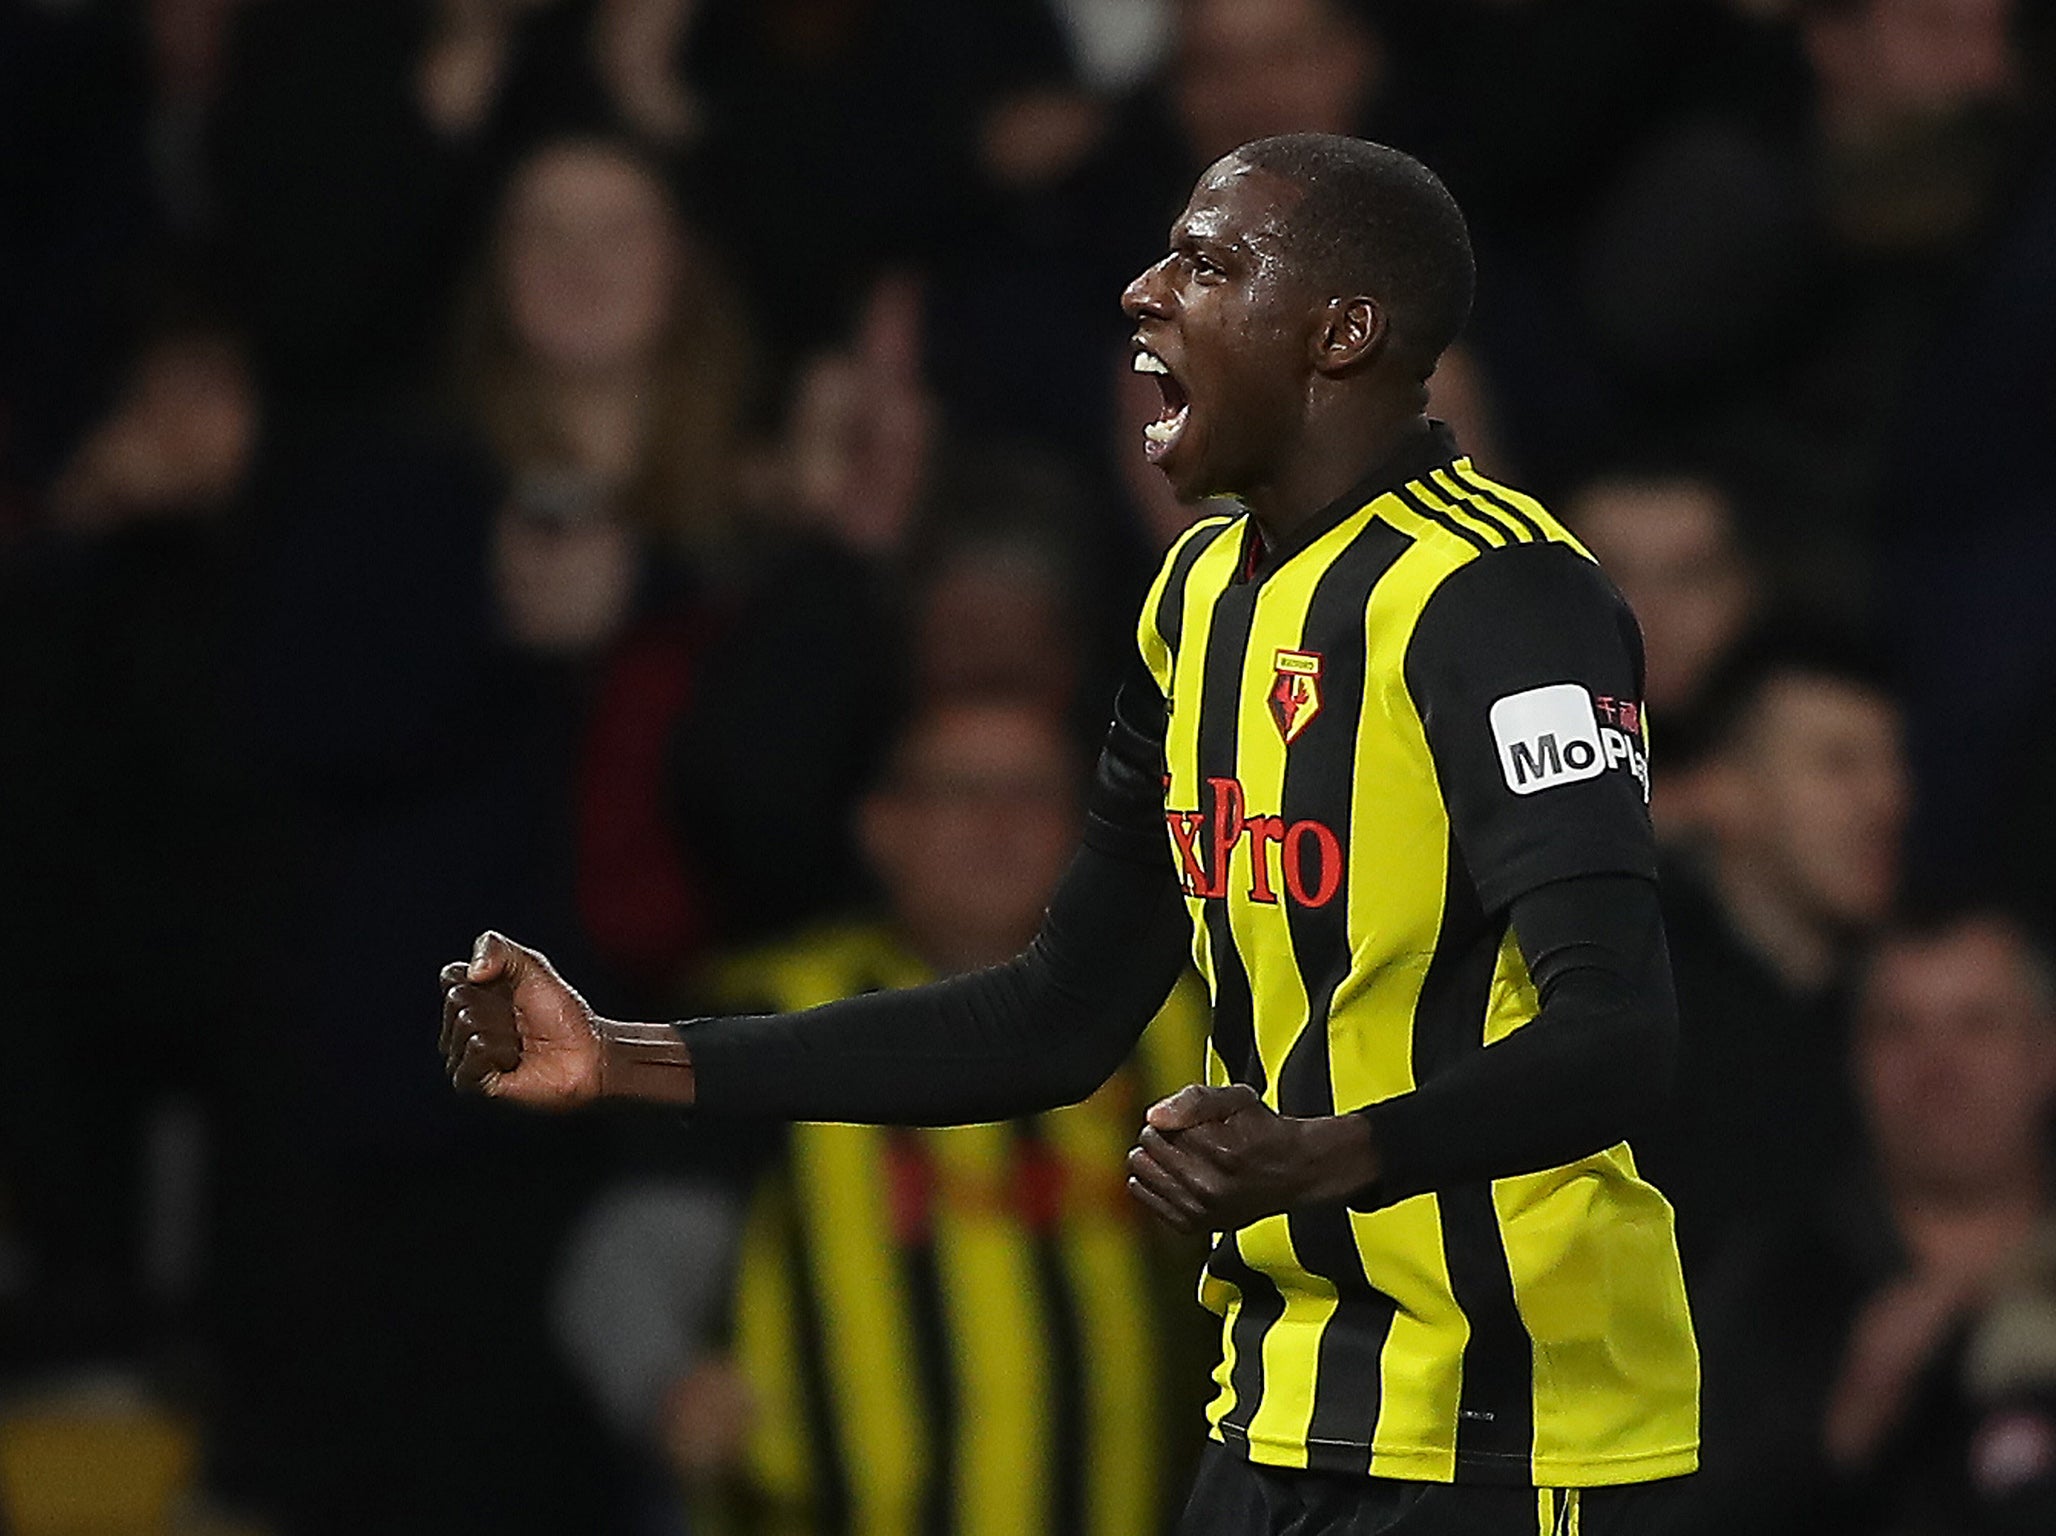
left=642, top=272, right=925, bottom=956
left=929, top=0, right=1391, bottom=462
left=1884, top=128, right=2056, bottom=899
left=491, top=0, right=705, bottom=152
left=905, top=436, right=1135, bottom=731
left=46, top=318, right=256, bottom=536
left=769, top=273, right=935, bottom=560
left=1684, top=908, right=2056, bottom=1536
left=1638, top=630, right=1910, bottom=1270
left=1367, top=0, right=1782, bottom=492
left=557, top=698, right=1212, bottom=1536
left=1566, top=470, right=1763, bottom=838
left=1046, top=0, right=1174, bottom=94
left=1962, top=1214, right=2056, bottom=1532
left=1577, top=0, right=2035, bottom=561
left=455, top=135, right=752, bottom=625
left=0, top=315, right=269, bottom=1377
left=682, top=0, right=1076, bottom=355
left=1570, top=471, right=1761, bottom=719
left=0, top=0, right=247, bottom=477
left=1377, top=0, right=1767, bottom=250
left=910, top=521, right=1089, bottom=727
left=208, top=130, right=769, bottom=1536
left=0, top=3, right=161, bottom=502
left=207, top=0, right=539, bottom=405
left=446, top=131, right=813, bottom=999
left=1167, top=0, right=1381, bottom=166
left=1421, top=343, right=1512, bottom=488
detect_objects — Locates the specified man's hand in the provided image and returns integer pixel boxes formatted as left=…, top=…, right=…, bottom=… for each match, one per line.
left=440, top=931, right=605, bottom=1109
left=659, top=1358, right=757, bottom=1485
left=1824, top=1267, right=1984, bottom=1470
left=1125, top=1084, right=1379, bottom=1234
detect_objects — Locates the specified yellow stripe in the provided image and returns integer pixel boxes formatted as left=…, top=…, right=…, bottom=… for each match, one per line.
left=1041, top=1086, right=1162, bottom=1536
left=1232, top=1215, right=1327, bottom=1466
left=1537, top=1488, right=1552, bottom=1536
left=1211, top=503, right=1381, bottom=1455
left=1372, top=487, right=1457, bottom=549
left=1139, top=514, right=1238, bottom=696
left=1202, top=1273, right=1243, bottom=1433
left=1358, top=1197, right=1464, bottom=1478
left=1570, top=1488, right=1582, bottom=1536
left=1346, top=523, right=1476, bottom=1473
left=797, top=1125, right=929, bottom=1536
left=733, top=1181, right=814, bottom=1515
left=1136, top=974, right=1211, bottom=1104
left=1485, top=924, right=1542, bottom=1047
left=929, top=1124, right=1051, bottom=1536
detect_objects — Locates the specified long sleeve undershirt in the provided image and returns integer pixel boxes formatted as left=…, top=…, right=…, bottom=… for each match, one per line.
left=681, top=667, right=1679, bottom=1203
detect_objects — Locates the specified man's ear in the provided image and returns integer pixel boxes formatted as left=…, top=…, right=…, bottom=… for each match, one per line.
left=1311, top=296, right=1386, bottom=375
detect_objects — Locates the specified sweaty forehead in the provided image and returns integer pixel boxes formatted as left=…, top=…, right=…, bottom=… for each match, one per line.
left=1174, top=159, right=1305, bottom=251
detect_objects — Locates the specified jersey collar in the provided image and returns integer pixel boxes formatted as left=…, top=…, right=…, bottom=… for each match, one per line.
left=1239, top=419, right=1462, bottom=582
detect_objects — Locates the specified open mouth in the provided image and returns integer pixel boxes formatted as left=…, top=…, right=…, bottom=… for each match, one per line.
left=1133, top=348, right=1189, bottom=463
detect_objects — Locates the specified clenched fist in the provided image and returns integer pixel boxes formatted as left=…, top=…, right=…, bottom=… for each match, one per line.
left=440, top=932, right=607, bottom=1108
left=440, top=932, right=698, bottom=1108
left=1124, top=1083, right=1380, bottom=1234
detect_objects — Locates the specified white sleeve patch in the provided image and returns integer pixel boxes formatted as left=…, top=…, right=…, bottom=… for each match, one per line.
left=1490, top=683, right=1606, bottom=795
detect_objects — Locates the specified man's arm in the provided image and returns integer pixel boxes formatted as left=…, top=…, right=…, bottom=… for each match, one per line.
left=443, top=661, right=1193, bottom=1125
left=1123, top=870, right=1675, bottom=1228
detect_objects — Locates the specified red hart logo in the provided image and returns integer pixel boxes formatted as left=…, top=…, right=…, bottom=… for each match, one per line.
left=1269, top=649, right=1323, bottom=743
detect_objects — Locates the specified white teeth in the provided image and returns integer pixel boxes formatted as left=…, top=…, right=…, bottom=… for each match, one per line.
left=1143, top=407, right=1188, bottom=448
left=1132, top=351, right=1170, bottom=375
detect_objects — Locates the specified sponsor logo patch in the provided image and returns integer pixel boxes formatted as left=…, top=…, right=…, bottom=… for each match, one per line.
left=1490, top=683, right=1647, bottom=799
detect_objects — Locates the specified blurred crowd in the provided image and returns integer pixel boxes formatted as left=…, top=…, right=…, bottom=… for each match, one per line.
left=4, top=0, right=2056, bottom=1533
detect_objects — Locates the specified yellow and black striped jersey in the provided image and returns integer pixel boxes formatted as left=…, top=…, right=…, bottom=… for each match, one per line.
left=1136, top=424, right=1698, bottom=1486
left=704, top=922, right=1213, bottom=1536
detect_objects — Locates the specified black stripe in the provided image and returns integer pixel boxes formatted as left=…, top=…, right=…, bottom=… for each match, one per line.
left=1206, top=1231, right=1288, bottom=1443
left=1016, top=1124, right=1086, bottom=1536
left=780, top=1168, right=853, bottom=1534
left=1157, top=516, right=1239, bottom=658
left=1273, top=519, right=1413, bottom=1470
left=1410, top=839, right=1537, bottom=1480
left=1428, top=474, right=1523, bottom=545
left=1396, top=485, right=1496, bottom=553
left=1451, top=466, right=1547, bottom=543
left=1193, top=567, right=1273, bottom=1435
left=1196, top=574, right=1263, bottom=1092
left=890, top=1134, right=957, bottom=1536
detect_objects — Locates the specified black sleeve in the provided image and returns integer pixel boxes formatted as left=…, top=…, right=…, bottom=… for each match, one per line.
left=1404, top=542, right=1655, bottom=913
left=1352, top=870, right=1679, bottom=1205
left=682, top=660, right=1191, bottom=1124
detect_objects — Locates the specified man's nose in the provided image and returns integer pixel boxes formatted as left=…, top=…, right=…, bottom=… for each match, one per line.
left=1122, top=258, right=1174, bottom=322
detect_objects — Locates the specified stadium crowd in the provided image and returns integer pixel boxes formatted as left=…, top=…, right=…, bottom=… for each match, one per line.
left=3, top=0, right=2056, bottom=1532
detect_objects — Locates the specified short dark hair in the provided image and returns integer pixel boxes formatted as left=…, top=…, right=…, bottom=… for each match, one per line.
left=1860, top=901, right=2056, bottom=1022
left=1685, top=620, right=1898, bottom=763
left=1233, top=133, right=1475, bottom=376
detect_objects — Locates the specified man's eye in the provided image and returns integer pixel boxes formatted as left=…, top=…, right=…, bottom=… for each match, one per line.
left=1184, top=252, right=1223, bottom=279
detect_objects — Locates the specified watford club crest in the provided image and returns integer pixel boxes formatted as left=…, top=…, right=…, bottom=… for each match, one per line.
left=1269, top=649, right=1323, bottom=743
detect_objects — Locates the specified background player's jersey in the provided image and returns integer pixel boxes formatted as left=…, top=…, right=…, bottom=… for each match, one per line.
left=1137, top=431, right=1698, bottom=1487
left=706, top=923, right=1212, bottom=1536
